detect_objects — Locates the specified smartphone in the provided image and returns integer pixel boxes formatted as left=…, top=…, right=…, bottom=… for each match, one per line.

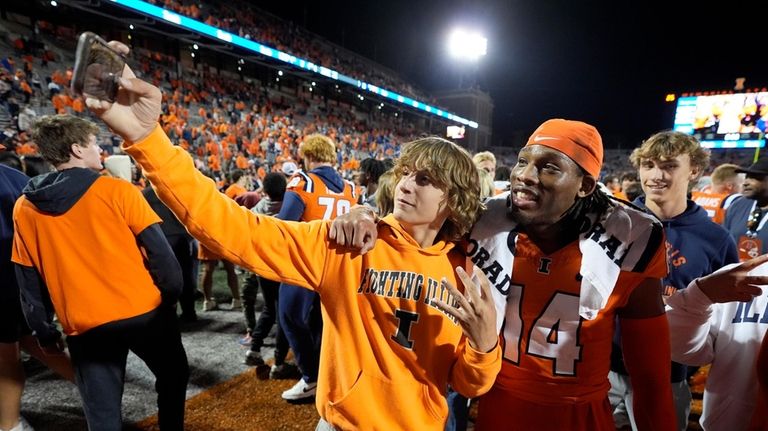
left=71, top=32, right=125, bottom=102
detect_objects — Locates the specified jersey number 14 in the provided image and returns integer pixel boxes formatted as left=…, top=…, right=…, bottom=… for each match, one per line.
left=503, top=284, right=583, bottom=376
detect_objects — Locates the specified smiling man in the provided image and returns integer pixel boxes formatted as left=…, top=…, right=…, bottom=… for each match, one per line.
left=467, top=120, right=676, bottom=431
left=608, top=131, right=738, bottom=431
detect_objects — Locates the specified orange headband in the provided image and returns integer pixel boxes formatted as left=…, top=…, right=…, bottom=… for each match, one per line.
left=525, top=119, right=603, bottom=178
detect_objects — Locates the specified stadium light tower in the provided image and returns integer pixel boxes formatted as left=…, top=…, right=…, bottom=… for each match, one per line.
left=447, top=28, right=487, bottom=89
left=447, top=29, right=487, bottom=61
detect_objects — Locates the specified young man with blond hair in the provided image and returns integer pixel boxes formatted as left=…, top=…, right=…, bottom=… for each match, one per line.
left=609, top=131, right=738, bottom=431
left=274, top=132, right=358, bottom=401
left=472, top=151, right=497, bottom=177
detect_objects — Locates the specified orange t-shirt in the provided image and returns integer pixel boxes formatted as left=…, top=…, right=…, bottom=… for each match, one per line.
left=12, top=176, right=162, bottom=336
left=235, top=154, right=249, bottom=170
left=71, top=98, right=84, bottom=113
left=224, top=183, right=247, bottom=200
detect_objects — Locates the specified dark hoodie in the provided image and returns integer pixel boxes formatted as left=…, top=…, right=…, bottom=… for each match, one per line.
left=633, top=197, right=738, bottom=294
left=611, top=197, right=739, bottom=382
left=23, top=167, right=100, bottom=214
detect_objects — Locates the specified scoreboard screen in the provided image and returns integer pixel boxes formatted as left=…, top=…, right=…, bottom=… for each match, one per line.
left=673, top=92, right=767, bottom=148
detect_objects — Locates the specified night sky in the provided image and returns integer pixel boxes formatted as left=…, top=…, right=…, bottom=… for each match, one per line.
left=258, top=0, right=764, bottom=148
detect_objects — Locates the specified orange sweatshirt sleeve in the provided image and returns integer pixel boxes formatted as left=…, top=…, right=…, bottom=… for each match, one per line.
left=449, top=337, right=502, bottom=398
left=123, top=125, right=330, bottom=290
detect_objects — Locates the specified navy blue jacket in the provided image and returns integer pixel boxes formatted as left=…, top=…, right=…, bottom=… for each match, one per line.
left=0, top=164, right=28, bottom=300
left=634, top=198, right=739, bottom=297
left=612, top=198, right=738, bottom=381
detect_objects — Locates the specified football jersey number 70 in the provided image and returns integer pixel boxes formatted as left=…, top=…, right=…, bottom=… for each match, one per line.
left=318, top=196, right=352, bottom=220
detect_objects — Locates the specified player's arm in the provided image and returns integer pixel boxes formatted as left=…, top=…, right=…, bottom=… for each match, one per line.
left=276, top=190, right=305, bottom=221
left=668, top=255, right=767, bottom=365
left=617, top=277, right=676, bottom=431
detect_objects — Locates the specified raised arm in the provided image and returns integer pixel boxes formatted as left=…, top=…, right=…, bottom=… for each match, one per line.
left=84, top=42, right=329, bottom=290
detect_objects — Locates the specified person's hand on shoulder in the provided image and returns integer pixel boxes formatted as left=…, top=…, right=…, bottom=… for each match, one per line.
left=329, top=205, right=378, bottom=254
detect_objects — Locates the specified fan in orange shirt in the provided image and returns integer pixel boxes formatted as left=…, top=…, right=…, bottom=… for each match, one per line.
left=12, top=115, right=187, bottom=430
left=223, top=169, right=250, bottom=200
left=235, top=152, right=249, bottom=170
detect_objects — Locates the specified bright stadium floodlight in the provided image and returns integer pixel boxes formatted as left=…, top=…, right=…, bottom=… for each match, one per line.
left=447, top=29, right=487, bottom=61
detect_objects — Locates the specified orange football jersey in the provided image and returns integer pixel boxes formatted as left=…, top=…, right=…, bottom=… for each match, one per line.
left=287, top=171, right=356, bottom=221
left=477, top=233, right=667, bottom=430
left=691, top=191, right=737, bottom=224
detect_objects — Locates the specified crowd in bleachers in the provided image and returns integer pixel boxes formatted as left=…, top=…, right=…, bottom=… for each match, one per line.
left=0, top=23, right=427, bottom=188
left=0, top=13, right=761, bottom=191
left=147, top=0, right=433, bottom=103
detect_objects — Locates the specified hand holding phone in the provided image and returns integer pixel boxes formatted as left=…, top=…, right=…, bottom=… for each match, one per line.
left=83, top=40, right=163, bottom=143
left=71, top=32, right=126, bottom=102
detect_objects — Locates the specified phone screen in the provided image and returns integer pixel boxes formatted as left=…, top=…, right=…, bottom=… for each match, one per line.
left=71, top=32, right=125, bottom=102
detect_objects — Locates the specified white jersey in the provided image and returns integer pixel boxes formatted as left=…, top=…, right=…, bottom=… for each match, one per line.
left=666, top=263, right=768, bottom=431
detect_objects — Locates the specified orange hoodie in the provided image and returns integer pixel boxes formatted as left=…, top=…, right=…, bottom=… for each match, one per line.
left=125, top=126, right=501, bottom=430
